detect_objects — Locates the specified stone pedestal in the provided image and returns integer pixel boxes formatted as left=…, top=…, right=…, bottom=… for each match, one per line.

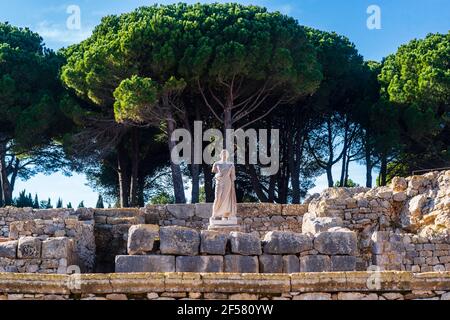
left=208, top=217, right=243, bottom=233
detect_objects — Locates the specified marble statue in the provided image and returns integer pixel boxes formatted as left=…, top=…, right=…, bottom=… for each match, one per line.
left=210, top=150, right=237, bottom=226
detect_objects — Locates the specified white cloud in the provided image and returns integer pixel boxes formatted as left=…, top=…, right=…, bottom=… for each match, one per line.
left=35, top=20, right=92, bottom=46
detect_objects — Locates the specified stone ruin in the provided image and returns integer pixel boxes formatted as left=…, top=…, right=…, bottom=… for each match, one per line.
left=0, top=170, right=449, bottom=275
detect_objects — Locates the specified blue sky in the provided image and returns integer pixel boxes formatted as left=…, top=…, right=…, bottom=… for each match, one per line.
left=1, top=0, right=449, bottom=206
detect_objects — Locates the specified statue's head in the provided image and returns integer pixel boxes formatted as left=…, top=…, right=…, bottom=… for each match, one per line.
left=220, top=149, right=230, bottom=161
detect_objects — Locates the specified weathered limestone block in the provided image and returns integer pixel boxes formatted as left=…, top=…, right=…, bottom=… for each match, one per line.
left=224, top=255, right=259, bottom=273
left=338, top=292, right=378, bottom=300
left=41, top=237, right=72, bottom=259
left=409, top=175, right=426, bottom=190
left=176, top=256, right=223, bottom=272
left=194, top=203, right=213, bottom=219
left=314, top=228, right=357, bottom=255
left=391, top=177, right=408, bottom=192
left=115, top=255, right=175, bottom=273
left=393, top=192, right=407, bottom=202
left=75, top=208, right=94, bottom=221
left=259, top=255, right=283, bottom=273
left=331, top=255, right=357, bottom=271
left=300, top=255, right=331, bottom=272
left=160, top=226, right=200, bottom=256
left=281, top=204, right=308, bottom=216
left=302, top=213, right=343, bottom=235
left=263, top=231, right=313, bottom=254
left=282, top=255, right=300, bottom=273
left=200, top=231, right=228, bottom=255
left=0, top=240, right=17, bottom=259
left=127, top=224, right=159, bottom=255
left=237, top=203, right=281, bottom=217
left=166, top=204, right=195, bottom=219
left=293, top=293, right=332, bottom=300
left=401, top=195, right=427, bottom=229
left=229, top=232, right=262, bottom=256
left=18, top=237, right=41, bottom=259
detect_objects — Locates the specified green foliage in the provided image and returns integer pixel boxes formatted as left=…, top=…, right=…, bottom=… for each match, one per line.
left=67, top=202, right=73, bottom=209
left=113, top=76, right=159, bottom=123
left=41, top=198, right=53, bottom=209
left=56, top=198, right=63, bottom=208
left=78, top=201, right=85, bottom=208
left=0, top=22, right=73, bottom=206
left=96, top=194, right=105, bottom=208
left=33, top=194, right=39, bottom=209
left=334, top=179, right=360, bottom=188
left=379, top=32, right=450, bottom=172
left=13, top=190, right=33, bottom=208
left=149, top=191, right=174, bottom=205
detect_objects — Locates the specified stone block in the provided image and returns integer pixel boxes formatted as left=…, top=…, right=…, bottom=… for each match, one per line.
left=302, top=213, right=343, bottom=234
left=293, top=293, right=332, bottom=300
left=224, top=255, right=259, bottom=273
left=200, top=231, right=228, bottom=255
left=259, top=255, right=283, bottom=273
left=115, top=255, right=175, bottom=273
left=42, top=237, right=72, bottom=259
left=283, top=255, right=300, bottom=273
left=18, top=237, right=41, bottom=259
left=237, top=203, right=281, bottom=217
left=391, top=177, right=407, bottom=192
left=229, top=232, right=261, bottom=256
left=127, top=224, right=159, bottom=255
left=166, top=204, right=195, bottom=219
left=194, top=203, right=213, bottom=219
left=331, top=255, right=356, bottom=271
left=281, top=204, right=308, bottom=216
left=160, top=226, right=200, bottom=256
left=263, top=231, right=313, bottom=254
left=176, top=256, right=223, bottom=272
left=314, top=228, right=357, bottom=255
left=393, top=192, right=407, bottom=202
left=300, top=255, right=331, bottom=272
left=0, top=240, right=17, bottom=259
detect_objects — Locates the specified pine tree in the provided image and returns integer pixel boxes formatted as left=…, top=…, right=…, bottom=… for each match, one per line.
left=45, top=198, right=53, bottom=209
left=67, top=202, right=73, bottom=209
left=56, top=198, right=63, bottom=208
left=78, top=201, right=85, bottom=208
left=33, top=194, right=39, bottom=209
left=96, top=195, right=104, bottom=209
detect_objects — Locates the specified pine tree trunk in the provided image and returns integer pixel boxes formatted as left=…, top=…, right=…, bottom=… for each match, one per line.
left=380, top=153, right=387, bottom=186
left=129, top=128, right=140, bottom=207
left=365, top=140, right=373, bottom=188
left=326, top=165, right=334, bottom=187
left=223, top=107, right=232, bottom=150
left=167, top=114, right=186, bottom=204
left=0, top=140, right=13, bottom=206
left=117, top=142, right=130, bottom=208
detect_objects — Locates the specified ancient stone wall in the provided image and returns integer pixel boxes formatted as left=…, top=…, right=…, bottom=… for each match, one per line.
left=0, top=207, right=95, bottom=272
left=116, top=225, right=358, bottom=273
left=0, top=236, right=76, bottom=273
left=1, top=272, right=450, bottom=300
left=0, top=170, right=448, bottom=275
left=144, top=203, right=306, bottom=235
left=371, top=231, right=450, bottom=272
left=303, top=170, right=450, bottom=270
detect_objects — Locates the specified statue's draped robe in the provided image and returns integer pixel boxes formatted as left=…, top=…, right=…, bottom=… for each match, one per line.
left=212, top=162, right=237, bottom=218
